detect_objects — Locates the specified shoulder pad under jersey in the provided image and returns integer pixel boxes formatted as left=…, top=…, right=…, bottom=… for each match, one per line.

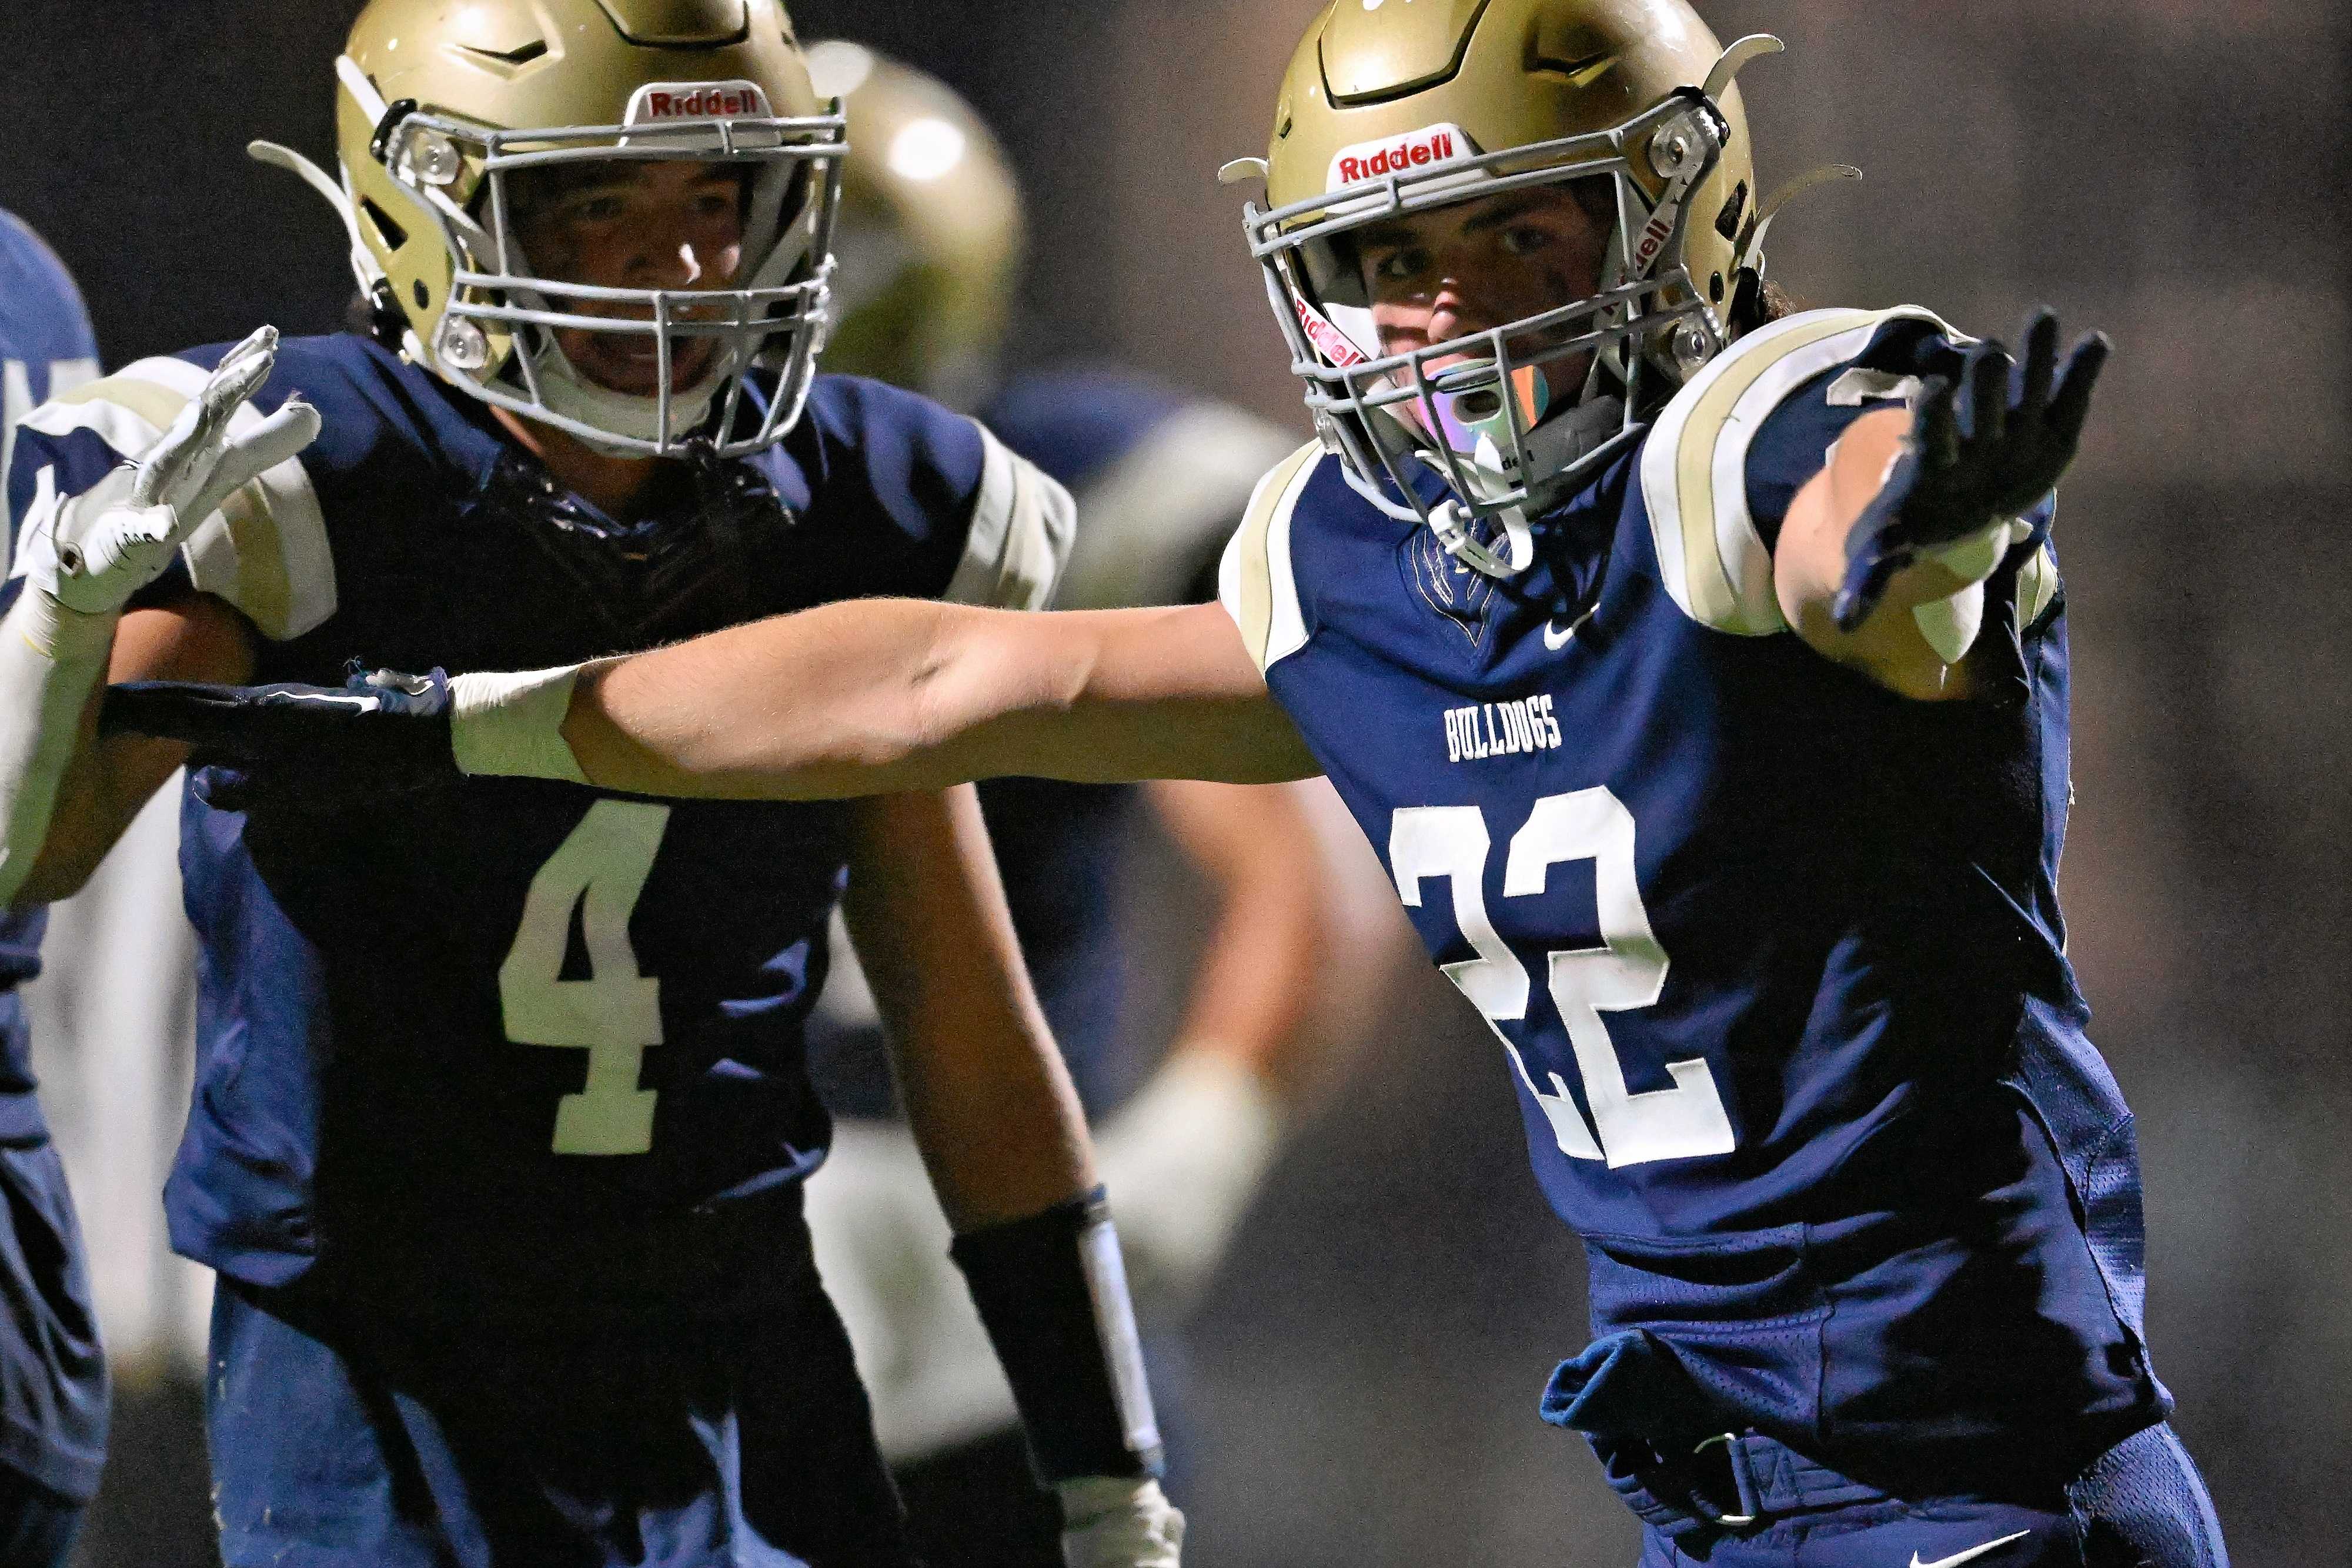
left=1215, top=438, right=1324, bottom=675
left=1639, top=306, right=1963, bottom=637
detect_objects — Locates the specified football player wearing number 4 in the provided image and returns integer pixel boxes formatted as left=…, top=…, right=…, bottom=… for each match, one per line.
left=104, top=1, right=2229, bottom=1566
left=0, top=2, right=1180, bottom=1566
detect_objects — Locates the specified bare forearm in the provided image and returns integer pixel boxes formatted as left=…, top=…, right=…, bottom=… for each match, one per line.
left=557, top=599, right=1318, bottom=798
left=1776, top=410, right=1980, bottom=698
left=845, top=789, right=1095, bottom=1231
left=1148, top=779, right=1335, bottom=1102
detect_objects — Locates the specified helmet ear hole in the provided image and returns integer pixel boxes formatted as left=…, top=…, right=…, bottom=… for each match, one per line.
left=413, top=280, right=430, bottom=309
left=1715, top=179, right=1749, bottom=241
left=358, top=196, right=409, bottom=253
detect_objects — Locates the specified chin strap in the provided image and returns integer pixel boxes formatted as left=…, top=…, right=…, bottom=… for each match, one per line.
left=248, top=141, right=371, bottom=270
left=1432, top=392, right=1632, bottom=581
left=1431, top=499, right=1535, bottom=579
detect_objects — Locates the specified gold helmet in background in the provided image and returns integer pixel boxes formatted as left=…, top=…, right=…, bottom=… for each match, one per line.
left=802, top=41, right=1025, bottom=410
left=268, top=0, right=845, bottom=456
left=1230, top=0, right=1825, bottom=574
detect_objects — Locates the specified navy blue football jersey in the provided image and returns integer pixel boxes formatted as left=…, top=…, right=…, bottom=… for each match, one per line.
left=813, top=369, right=1298, bottom=1116
left=1218, top=308, right=2166, bottom=1481
left=5, top=333, right=1070, bottom=1317
left=0, top=208, right=107, bottom=1503
left=0, top=210, right=101, bottom=1135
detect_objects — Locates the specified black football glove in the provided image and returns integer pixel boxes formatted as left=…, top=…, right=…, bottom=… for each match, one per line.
left=1833, top=309, right=2110, bottom=630
left=102, top=665, right=462, bottom=808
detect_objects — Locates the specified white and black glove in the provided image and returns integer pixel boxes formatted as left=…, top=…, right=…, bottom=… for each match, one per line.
left=1091, top=1051, right=1284, bottom=1318
left=34, top=326, right=318, bottom=618
left=1057, top=1476, right=1185, bottom=1568
left=0, top=326, right=316, bottom=901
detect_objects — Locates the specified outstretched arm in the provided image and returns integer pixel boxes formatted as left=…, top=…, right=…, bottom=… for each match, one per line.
left=554, top=597, right=1319, bottom=798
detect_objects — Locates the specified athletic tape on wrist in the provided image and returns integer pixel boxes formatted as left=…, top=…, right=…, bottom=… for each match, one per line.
left=1912, top=516, right=2035, bottom=664
left=449, top=666, right=590, bottom=783
left=950, top=1188, right=1164, bottom=1483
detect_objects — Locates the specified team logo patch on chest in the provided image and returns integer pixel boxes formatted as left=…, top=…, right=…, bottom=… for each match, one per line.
left=1444, top=694, right=1562, bottom=763
left=1404, top=527, right=1501, bottom=646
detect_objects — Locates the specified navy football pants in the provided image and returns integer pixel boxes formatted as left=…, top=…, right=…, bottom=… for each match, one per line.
left=208, top=1278, right=917, bottom=1568
left=1636, top=1423, right=2227, bottom=1567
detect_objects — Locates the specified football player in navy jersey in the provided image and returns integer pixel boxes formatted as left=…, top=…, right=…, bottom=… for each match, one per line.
left=100, top=1, right=2231, bottom=1564
left=787, top=45, right=1385, bottom=1565
left=0, top=208, right=107, bottom=1568
left=0, top=2, right=1182, bottom=1565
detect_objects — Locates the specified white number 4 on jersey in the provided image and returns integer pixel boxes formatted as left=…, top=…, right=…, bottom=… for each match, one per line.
left=499, top=800, right=672, bottom=1155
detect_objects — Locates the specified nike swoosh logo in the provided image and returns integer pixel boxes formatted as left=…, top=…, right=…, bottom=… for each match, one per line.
left=1544, top=618, right=1579, bottom=651
left=1911, top=1530, right=2033, bottom=1568
left=265, top=693, right=380, bottom=713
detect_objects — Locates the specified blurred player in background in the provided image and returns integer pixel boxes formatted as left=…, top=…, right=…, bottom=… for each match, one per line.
left=793, top=44, right=1392, bottom=1565
left=0, top=2, right=1181, bottom=1564
left=0, top=208, right=105, bottom=1568
left=149, top=1, right=2233, bottom=1563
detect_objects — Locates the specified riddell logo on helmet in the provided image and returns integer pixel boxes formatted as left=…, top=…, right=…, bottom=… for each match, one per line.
left=1327, top=123, right=1471, bottom=189
left=624, top=81, right=774, bottom=125
left=1294, top=296, right=1368, bottom=369
left=1629, top=212, right=1676, bottom=274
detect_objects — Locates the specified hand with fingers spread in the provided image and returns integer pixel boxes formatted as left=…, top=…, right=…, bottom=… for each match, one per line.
left=1833, top=309, right=2110, bottom=631
left=41, top=325, right=320, bottom=617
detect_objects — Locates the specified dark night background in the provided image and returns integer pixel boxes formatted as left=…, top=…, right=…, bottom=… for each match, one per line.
left=2, top=2, right=2347, bottom=1563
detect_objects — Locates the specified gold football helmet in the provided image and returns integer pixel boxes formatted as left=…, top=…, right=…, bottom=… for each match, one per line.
left=257, top=0, right=845, bottom=456
left=1228, top=0, right=1828, bottom=575
left=800, top=42, right=1024, bottom=409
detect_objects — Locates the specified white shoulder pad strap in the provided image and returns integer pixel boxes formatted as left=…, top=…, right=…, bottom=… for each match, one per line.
left=1216, top=439, right=1322, bottom=676
left=1053, top=403, right=1302, bottom=611
left=946, top=422, right=1077, bottom=611
left=1640, top=305, right=1959, bottom=636
left=22, top=356, right=335, bottom=640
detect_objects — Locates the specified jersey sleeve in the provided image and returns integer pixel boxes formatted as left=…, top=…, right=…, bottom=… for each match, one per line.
left=6, top=347, right=336, bottom=640
left=1639, top=305, right=1993, bottom=637
left=1215, top=438, right=1324, bottom=675
left=0, top=212, right=101, bottom=581
left=795, top=375, right=1075, bottom=611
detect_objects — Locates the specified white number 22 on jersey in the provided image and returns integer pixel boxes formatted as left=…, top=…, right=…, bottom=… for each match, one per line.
left=499, top=800, right=673, bottom=1155
left=1390, top=789, right=1735, bottom=1170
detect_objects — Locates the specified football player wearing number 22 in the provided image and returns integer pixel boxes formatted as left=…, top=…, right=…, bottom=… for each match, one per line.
left=0, top=1, right=1182, bottom=1566
left=103, top=2, right=2230, bottom=1566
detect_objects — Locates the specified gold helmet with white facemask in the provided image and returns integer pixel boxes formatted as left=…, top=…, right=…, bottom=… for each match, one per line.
left=1229, top=0, right=1841, bottom=578
left=255, top=0, right=846, bottom=457
left=801, top=41, right=1024, bottom=411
